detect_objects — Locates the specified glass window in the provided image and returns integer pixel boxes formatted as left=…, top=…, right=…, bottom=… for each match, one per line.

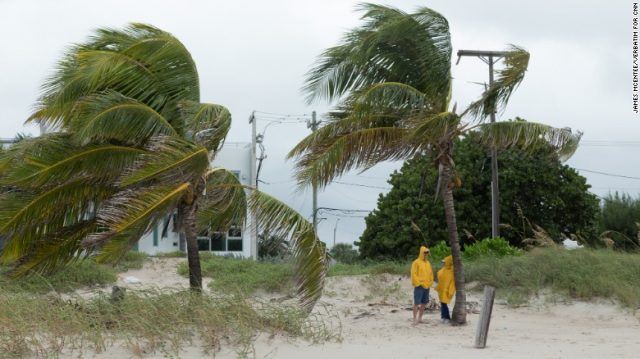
left=197, top=237, right=210, bottom=251
left=227, top=239, right=243, bottom=251
left=228, top=226, right=242, bottom=238
left=211, top=232, right=226, bottom=251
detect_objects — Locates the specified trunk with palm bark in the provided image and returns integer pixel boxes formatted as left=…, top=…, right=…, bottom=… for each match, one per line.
left=180, top=199, right=202, bottom=292
left=440, top=146, right=467, bottom=325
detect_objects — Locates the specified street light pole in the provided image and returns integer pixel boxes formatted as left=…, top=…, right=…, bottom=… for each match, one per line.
left=456, top=50, right=509, bottom=238
left=307, top=111, right=321, bottom=235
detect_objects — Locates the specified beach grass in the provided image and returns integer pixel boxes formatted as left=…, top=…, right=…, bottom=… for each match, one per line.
left=0, top=289, right=340, bottom=358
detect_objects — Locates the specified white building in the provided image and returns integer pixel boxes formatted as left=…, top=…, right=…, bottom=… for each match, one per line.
left=136, top=142, right=257, bottom=258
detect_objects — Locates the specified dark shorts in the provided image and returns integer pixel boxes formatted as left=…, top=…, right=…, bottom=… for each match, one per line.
left=413, top=286, right=429, bottom=305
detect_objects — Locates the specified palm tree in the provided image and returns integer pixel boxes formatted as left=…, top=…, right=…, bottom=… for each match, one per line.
left=288, top=4, right=581, bottom=323
left=0, top=24, right=325, bottom=310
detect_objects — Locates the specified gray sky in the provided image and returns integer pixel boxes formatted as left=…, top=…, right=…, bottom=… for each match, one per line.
left=1, top=0, right=638, bottom=247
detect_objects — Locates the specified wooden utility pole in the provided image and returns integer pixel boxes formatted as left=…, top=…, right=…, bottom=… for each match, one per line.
left=456, top=50, right=509, bottom=238
left=333, top=218, right=340, bottom=248
left=307, top=111, right=320, bottom=234
left=475, top=285, right=496, bottom=348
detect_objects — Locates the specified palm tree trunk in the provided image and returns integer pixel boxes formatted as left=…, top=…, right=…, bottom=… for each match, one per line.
left=181, top=202, right=202, bottom=291
left=440, top=157, right=467, bottom=325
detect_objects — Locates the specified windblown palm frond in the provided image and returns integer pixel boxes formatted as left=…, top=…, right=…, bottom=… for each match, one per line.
left=119, top=136, right=209, bottom=187
left=84, top=183, right=193, bottom=261
left=1, top=144, right=145, bottom=188
left=248, top=191, right=325, bottom=311
left=292, top=126, right=414, bottom=188
left=303, top=3, right=451, bottom=107
left=474, top=121, right=582, bottom=161
left=6, top=220, right=97, bottom=277
left=178, top=101, right=232, bottom=152
left=463, top=46, right=530, bottom=119
left=410, top=111, right=462, bottom=144
left=28, top=23, right=199, bottom=130
left=196, top=168, right=247, bottom=233
left=69, top=91, right=178, bottom=144
left=0, top=180, right=110, bottom=264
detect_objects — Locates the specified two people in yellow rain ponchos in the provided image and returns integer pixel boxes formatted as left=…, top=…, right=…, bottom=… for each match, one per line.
left=435, top=255, right=456, bottom=324
left=411, top=246, right=456, bottom=325
left=411, top=246, right=433, bottom=325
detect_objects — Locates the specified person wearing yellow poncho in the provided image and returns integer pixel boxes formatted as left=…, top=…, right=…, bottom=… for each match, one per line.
left=411, top=246, right=433, bottom=325
left=435, top=255, right=456, bottom=324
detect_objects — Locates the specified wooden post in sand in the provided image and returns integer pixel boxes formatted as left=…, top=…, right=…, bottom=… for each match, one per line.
left=474, top=285, right=496, bottom=349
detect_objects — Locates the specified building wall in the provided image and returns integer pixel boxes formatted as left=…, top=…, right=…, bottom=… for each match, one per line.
left=136, top=142, right=256, bottom=257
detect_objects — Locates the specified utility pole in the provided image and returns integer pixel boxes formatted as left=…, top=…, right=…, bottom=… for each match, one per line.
left=307, top=111, right=320, bottom=234
left=333, top=218, right=340, bottom=248
left=249, top=111, right=258, bottom=259
left=456, top=50, right=509, bottom=238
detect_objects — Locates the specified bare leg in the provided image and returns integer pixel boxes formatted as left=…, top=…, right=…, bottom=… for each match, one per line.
left=412, top=305, right=418, bottom=325
left=418, top=304, right=426, bottom=323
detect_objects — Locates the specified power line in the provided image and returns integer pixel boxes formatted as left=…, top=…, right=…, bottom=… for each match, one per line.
left=575, top=168, right=640, bottom=181
left=254, top=110, right=311, bottom=117
left=333, top=181, right=392, bottom=190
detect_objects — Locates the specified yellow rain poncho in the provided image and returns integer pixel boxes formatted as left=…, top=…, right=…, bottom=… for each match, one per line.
left=436, top=255, right=456, bottom=304
left=411, top=246, right=433, bottom=288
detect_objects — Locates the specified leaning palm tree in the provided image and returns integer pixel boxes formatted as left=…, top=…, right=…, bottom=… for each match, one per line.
left=0, top=24, right=324, bottom=310
left=288, top=4, right=581, bottom=323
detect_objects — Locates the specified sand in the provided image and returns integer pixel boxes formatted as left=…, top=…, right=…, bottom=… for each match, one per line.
left=70, top=260, right=640, bottom=358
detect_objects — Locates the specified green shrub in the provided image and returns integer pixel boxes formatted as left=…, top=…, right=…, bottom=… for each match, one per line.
left=329, top=243, right=359, bottom=264
left=463, top=237, right=522, bottom=260
left=429, top=241, right=451, bottom=263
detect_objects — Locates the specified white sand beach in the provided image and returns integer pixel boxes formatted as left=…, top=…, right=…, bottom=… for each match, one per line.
left=73, top=259, right=640, bottom=359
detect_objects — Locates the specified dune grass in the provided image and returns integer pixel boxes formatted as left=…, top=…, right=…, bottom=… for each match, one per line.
left=178, top=254, right=294, bottom=294
left=464, top=248, right=640, bottom=307
left=0, top=289, right=340, bottom=358
left=0, top=251, right=148, bottom=293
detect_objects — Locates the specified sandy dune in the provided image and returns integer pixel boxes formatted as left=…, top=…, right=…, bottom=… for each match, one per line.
left=77, top=259, right=640, bottom=358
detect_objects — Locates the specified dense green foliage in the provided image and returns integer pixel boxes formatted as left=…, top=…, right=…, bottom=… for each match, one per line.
left=329, top=243, right=359, bottom=264
left=357, top=131, right=599, bottom=259
left=428, top=237, right=522, bottom=263
left=594, top=192, right=640, bottom=251
left=462, top=237, right=522, bottom=260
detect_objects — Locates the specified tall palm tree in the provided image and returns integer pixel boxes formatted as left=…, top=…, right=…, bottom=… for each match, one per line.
left=288, top=4, right=581, bottom=323
left=0, top=24, right=325, bottom=310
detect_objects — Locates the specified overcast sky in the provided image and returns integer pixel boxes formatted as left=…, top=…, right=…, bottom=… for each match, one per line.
left=1, top=0, right=638, bottom=246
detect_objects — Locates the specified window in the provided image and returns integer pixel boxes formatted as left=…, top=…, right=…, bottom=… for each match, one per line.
left=210, top=232, right=226, bottom=251
left=227, top=226, right=242, bottom=251
left=197, top=237, right=210, bottom=251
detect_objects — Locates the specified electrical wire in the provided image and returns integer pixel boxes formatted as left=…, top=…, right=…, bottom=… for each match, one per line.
left=575, top=168, right=640, bottom=181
